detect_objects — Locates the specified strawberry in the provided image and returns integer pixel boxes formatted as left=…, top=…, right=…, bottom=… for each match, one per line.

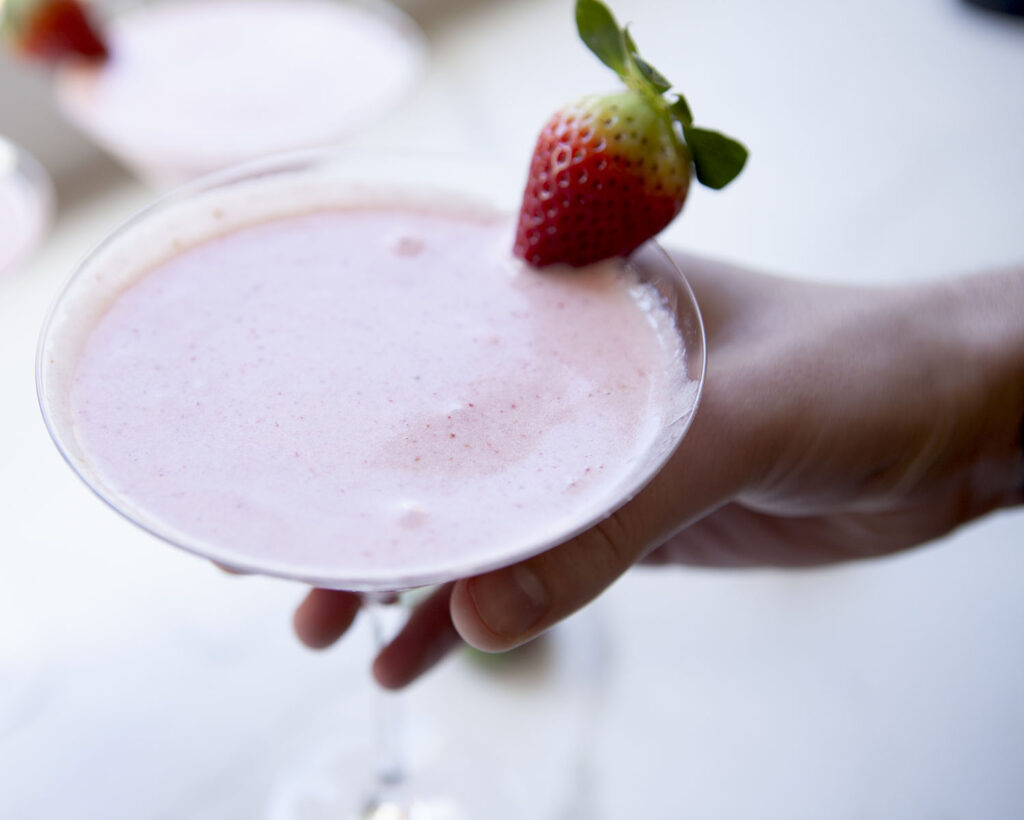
left=1, top=0, right=109, bottom=62
left=515, top=0, right=747, bottom=268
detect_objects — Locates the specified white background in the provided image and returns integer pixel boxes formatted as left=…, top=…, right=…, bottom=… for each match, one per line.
left=1, top=0, right=1023, bottom=817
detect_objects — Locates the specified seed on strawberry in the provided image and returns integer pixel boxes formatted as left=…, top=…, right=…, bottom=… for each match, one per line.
left=514, top=0, right=747, bottom=268
left=1, top=0, right=109, bottom=62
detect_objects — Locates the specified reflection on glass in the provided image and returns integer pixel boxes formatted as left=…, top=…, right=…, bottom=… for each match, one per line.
left=0, top=136, right=53, bottom=277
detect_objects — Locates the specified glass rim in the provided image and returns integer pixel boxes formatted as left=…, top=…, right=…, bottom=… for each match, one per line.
left=36, top=147, right=707, bottom=591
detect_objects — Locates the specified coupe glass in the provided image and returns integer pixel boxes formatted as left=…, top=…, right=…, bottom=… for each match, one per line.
left=51, top=0, right=427, bottom=187
left=36, top=150, right=706, bottom=818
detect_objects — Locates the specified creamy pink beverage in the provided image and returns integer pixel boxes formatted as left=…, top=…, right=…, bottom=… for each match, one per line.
left=59, top=184, right=694, bottom=587
left=54, top=0, right=424, bottom=184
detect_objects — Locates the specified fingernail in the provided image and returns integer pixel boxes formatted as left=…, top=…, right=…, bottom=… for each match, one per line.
left=467, top=564, right=549, bottom=639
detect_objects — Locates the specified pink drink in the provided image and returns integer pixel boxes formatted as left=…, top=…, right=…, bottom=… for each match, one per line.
left=53, top=178, right=694, bottom=587
left=54, top=0, right=424, bottom=184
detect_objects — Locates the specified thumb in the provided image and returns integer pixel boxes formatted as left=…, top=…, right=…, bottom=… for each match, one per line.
left=448, top=385, right=751, bottom=651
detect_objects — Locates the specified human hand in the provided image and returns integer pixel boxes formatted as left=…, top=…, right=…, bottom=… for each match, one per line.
left=295, top=254, right=1024, bottom=688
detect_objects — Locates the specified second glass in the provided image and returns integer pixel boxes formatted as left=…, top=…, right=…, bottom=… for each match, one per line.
left=52, top=0, right=427, bottom=187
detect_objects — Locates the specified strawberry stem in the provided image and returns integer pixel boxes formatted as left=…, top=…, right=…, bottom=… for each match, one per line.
left=575, top=0, right=748, bottom=190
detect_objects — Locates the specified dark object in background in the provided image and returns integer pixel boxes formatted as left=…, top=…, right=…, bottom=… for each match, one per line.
left=963, top=0, right=1024, bottom=16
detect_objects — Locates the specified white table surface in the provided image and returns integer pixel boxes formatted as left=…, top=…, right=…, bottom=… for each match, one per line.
left=1, top=0, right=1023, bottom=817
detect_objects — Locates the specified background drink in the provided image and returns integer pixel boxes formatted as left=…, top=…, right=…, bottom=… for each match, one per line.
left=53, top=0, right=425, bottom=185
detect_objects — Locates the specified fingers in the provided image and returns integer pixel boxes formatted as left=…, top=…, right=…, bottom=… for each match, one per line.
left=293, top=588, right=361, bottom=649
left=450, top=514, right=639, bottom=652
left=293, top=585, right=464, bottom=689
left=373, top=583, right=460, bottom=690
left=449, top=385, right=753, bottom=652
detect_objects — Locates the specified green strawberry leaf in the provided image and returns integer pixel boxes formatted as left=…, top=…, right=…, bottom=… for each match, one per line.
left=632, top=55, right=672, bottom=93
left=683, top=126, right=749, bottom=189
left=575, top=0, right=627, bottom=76
left=670, top=94, right=693, bottom=126
left=622, top=26, right=672, bottom=95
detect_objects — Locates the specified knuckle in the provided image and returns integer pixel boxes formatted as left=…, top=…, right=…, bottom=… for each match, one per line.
left=588, top=508, right=639, bottom=573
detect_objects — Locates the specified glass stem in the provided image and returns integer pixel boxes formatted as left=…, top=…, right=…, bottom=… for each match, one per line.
left=363, top=591, right=407, bottom=816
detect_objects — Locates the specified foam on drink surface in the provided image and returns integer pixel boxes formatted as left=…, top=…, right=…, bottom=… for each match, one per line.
left=60, top=185, right=695, bottom=586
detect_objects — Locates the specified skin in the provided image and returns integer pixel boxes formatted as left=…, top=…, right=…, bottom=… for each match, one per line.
left=292, top=253, right=1024, bottom=689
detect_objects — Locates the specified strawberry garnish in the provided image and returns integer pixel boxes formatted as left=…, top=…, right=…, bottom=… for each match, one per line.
left=1, top=0, right=108, bottom=62
left=515, top=0, right=747, bottom=268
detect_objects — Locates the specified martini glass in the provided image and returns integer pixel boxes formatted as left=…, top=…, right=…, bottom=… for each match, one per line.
left=36, top=150, right=706, bottom=817
left=0, top=136, right=54, bottom=278
left=50, top=0, right=427, bottom=186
